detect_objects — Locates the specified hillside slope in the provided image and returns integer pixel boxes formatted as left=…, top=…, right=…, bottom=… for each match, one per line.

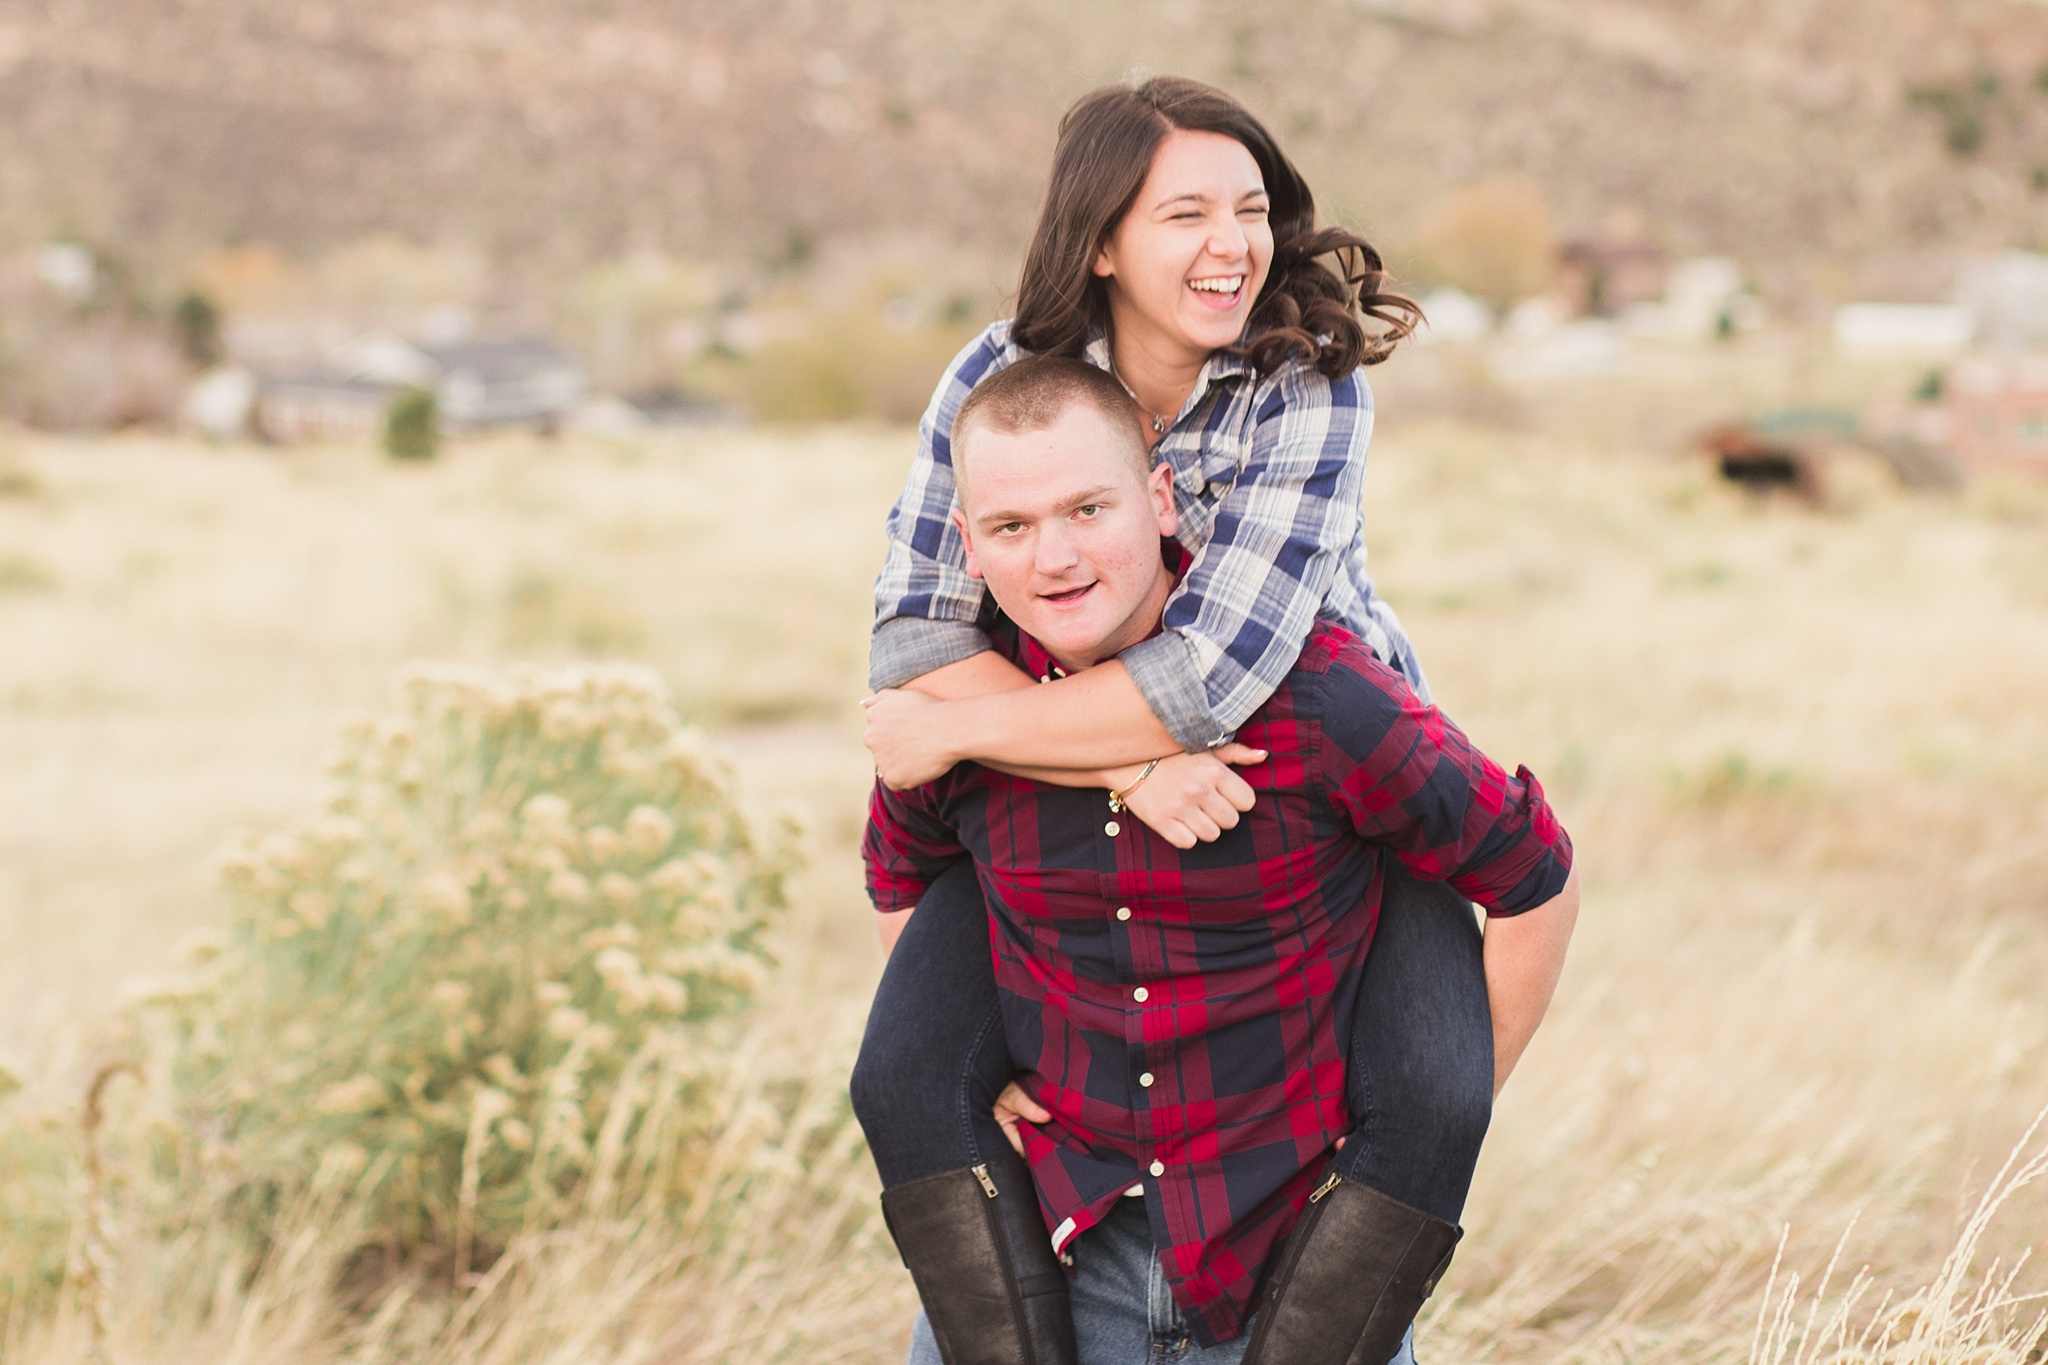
left=2, top=0, right=2045, bottom=300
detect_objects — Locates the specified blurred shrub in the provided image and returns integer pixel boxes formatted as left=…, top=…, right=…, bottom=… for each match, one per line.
left=146, top=663, right=795, bottom=1264
left=1417, top=179, right=1559, bottom=308
left=384, top=386, right=437, bottom=461
left=697, top=297, right=982, bottom=424
left=0, top=1074, right=72, bottom=1316
left=172, top=291, right=223, bottom=367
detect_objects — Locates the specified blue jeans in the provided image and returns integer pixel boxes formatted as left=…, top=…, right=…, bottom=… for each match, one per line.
left=904, top=1198, right=1420, bottom=1365
left=852, top=858, right=1494, bottom=1224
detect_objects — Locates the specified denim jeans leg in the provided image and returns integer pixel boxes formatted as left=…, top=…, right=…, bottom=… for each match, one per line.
left=851, top=860, right=1016, bottom=1189
left=1331, top=861, right=1494, bottom=1225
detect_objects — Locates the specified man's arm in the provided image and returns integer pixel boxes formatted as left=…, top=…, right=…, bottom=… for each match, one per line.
left=862, top=782, right=968, bottom=958
left=1315, top=648, right=1579, bottom=1093
left=1484, top=865, right=1580, bottom=1096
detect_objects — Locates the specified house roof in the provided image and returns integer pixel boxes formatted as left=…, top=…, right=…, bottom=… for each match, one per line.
left=420, top=337, right=576, bottom=381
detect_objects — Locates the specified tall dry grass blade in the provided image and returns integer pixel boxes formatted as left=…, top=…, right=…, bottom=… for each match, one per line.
left=71, top=1063, right=138, bottom=1365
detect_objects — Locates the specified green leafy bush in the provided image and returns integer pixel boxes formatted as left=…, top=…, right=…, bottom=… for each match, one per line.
left=383, top=386, right=438, bottom=461
left=147, top=663, right=795, bottom=1262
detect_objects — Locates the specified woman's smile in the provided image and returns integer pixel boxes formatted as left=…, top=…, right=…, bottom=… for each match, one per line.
left=1188, top=274, right=1247, bottom=309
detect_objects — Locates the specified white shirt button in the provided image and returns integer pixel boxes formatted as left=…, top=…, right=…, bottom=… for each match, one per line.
left=1139, top=1071, right=1155, bottom=1087
left=1104, top=820, right=1120, bottom=837
left=1116, top=907, right=1132, bottom=921
left=1149, top=1159, right=1166, bottom=1177
left=1132, top=986, right=1149, bottom=1002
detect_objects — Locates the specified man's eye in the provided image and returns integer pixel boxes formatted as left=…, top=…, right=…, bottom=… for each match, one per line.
left=997, top=522, right=1025, bottom=535
left=1075, top=504, right=1103, bottom=518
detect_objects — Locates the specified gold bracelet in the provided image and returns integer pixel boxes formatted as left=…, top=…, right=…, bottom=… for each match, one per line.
left=1107, top=759, right=1162, bottom=814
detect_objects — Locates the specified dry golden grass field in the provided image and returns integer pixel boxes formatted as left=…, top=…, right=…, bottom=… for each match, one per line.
left=0, top=353, right=2045, bottom=1363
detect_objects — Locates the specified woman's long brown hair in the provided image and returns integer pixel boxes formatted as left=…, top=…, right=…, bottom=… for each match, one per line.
left=1012, top=76, right=1420, bottom=378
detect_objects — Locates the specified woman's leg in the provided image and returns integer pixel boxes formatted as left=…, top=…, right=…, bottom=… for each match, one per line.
left=1330, top=861, right=1494, bottom=1224
left=850, top=860, right=1014, bottom=1186
left=1242, top=864, right=1490, bottom=1365
left=850, top=860, right=1078, bottom=1365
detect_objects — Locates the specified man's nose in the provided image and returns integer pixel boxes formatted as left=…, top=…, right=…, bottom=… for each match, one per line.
left=1035, top=524, right=1081, bottom=575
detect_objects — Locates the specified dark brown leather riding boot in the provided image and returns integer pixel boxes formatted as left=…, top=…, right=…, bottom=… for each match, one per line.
left=878, top=1146, right=1079, bottom=1365
left=1240, top=1173, right=1462, bottom=1365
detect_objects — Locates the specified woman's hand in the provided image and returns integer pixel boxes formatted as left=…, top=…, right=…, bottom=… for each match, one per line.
left=862, top=688, right=959, bottom=790
left=1117, top=745, right=1266, bottom=849
left=993, top=1081, right=1052, bottom=1158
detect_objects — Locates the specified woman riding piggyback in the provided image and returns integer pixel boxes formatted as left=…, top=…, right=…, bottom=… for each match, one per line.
left=853, top=76, right=1509, bottom=1365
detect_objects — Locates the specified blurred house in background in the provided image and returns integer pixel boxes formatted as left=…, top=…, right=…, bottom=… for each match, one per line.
left=1557, top=223, right=1666, bottom=318
left=428, top=338, right=586, bottom=433
left=257, top=332, right=584, bottom=442
left=1831, top=303, right=1975, bottom=356
left=1945, top=355, right=2048, bottom=470
left=1956, top=251, right=2048, bottom=351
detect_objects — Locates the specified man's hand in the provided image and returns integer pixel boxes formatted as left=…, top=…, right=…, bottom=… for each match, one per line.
left=993, top=1080, right=1052, bottom=1157
left=862, top=688, right=959, bottom=790
left=1118, top=746, right=1267, bottom=849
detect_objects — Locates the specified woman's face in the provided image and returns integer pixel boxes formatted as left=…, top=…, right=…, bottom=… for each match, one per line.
left=1092, top=128, right=1273, bottom=364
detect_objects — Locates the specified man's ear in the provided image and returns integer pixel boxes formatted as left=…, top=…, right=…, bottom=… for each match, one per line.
left=1148, top=461, right=1178, bottom=537
left=951, top=506, right=986, bottom=581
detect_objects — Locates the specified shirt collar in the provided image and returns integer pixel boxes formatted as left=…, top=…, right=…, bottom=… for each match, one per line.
left=1012, top=541, right=1193, bottom=683
left=1081, top=326, right=1255, bottom=429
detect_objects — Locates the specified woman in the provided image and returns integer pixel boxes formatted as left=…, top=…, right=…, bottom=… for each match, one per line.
left=854, top=77, right=1490, bottom=1365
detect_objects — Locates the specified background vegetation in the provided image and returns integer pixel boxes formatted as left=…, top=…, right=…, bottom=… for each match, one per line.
left=0, top=345, right=2042, bottom=1359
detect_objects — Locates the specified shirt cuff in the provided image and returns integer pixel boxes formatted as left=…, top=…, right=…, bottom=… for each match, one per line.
left=869, top=617, right=992, bottom=691
left=1120, top=631, right=1229, bottom=752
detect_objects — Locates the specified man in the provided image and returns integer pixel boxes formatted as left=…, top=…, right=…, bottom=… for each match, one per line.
left=863, top=357, right=1579, bottom=1365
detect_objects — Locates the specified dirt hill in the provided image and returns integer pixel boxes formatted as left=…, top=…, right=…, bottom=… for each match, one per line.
left=3, top=0, right=2046, bottom=302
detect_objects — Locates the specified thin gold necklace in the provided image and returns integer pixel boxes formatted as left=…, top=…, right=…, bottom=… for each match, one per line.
left=1109, top=360, right=1174, bottom=435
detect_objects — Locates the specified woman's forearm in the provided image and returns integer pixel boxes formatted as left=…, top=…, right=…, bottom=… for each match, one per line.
left=922, top=662, right=1181, bottom=770
left=895, top=654, right=1169, bottom=780
left=899, top=650, right=1039, bottom=700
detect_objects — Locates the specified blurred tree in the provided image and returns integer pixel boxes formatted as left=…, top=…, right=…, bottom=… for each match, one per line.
left=1417, top=179, right=1559, bottom=308
left=384, top=387, right=438, bottom=461
left=172, top=291, right=223, bottom=367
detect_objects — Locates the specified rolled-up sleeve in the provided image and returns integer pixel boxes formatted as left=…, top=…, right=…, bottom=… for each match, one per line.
left=868, top=325, right=1016, bottom=690
left=1317, top=649, right=1575, bottom=918
left=862, top=780, right=968, bottom=913
left=1134, top=367, right=1373, bottom=751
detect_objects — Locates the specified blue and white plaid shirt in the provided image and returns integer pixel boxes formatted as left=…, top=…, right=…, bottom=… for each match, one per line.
left=869, top=320, right=1426, bottom=751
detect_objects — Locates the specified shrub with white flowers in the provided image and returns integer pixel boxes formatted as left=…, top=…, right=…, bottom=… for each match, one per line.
left=150, top=663, right=796, bottom=1258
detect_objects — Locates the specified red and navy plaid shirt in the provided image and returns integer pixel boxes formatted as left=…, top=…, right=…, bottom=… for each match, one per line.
left=863, top=611, right=1573, bottom=1346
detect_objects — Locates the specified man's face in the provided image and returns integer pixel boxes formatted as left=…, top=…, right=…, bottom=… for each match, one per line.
left=952, top=403, right=1178, bottom=672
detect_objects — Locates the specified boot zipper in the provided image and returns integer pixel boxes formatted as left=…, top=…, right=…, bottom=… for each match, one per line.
left=1244, top=1169, right=1338, bottom=1358
left=974, top=1169, right=1037, bottom=1364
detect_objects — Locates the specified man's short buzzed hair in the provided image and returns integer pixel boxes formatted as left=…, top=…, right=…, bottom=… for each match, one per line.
left=950, top=356, right=1151, bottom=490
